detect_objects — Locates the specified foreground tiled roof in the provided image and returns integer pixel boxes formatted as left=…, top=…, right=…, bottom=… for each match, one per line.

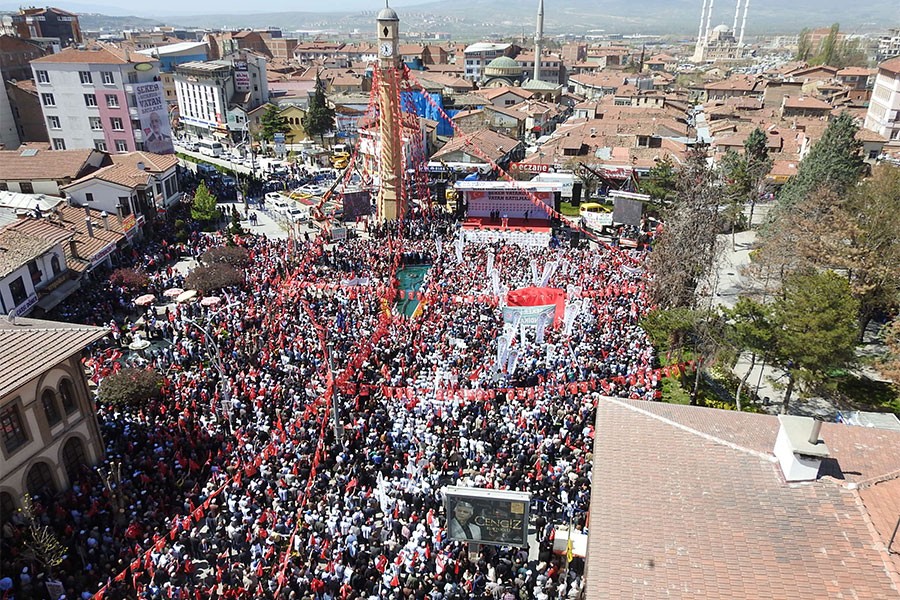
left=0, top=317, right=108, bottom=397
left=0, top=149, right=100, bottom=181
left=587, top=398, right=900, bottom=599
left=431, top=128, right=520, bottom=162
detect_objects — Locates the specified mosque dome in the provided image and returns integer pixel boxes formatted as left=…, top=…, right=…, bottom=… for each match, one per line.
left=484, top=56, right=521, bottom=77
left=712, top=24, right=731, bottom=33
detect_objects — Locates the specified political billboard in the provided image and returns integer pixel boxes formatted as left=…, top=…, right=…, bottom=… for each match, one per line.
left=443, top=486, right=531, bottom=547
left=135, top=81, right=174, bottom=155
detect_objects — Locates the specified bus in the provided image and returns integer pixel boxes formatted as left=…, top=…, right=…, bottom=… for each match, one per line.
left=196, top=140, right=223, bottom=157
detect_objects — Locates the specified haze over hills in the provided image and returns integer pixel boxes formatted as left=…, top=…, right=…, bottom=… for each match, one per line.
left=6, top=0, right=899, bottom=36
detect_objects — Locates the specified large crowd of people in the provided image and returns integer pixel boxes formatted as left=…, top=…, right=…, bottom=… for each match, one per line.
left=0, top=196, right=658, bottom=600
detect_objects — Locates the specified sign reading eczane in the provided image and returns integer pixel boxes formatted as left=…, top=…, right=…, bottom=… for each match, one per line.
left=443, top=487, right=531, bottom=547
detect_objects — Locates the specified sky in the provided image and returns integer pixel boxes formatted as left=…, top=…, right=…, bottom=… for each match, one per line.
left=0, top=0, right=429, bottom=17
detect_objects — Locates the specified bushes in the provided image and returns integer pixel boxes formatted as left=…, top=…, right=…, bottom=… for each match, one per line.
left=98, top=368, right=163, bottom=407
left=201, top=245, right=250, bottom=268
left=185, top=263, right=243, bottom=292
left=109, top=268, right=149, bottom=291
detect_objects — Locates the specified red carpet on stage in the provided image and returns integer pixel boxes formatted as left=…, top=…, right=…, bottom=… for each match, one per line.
left=462, top=217, right=551, bottom=233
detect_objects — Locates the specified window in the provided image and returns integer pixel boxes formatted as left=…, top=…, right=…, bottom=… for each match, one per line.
left=19, top=181, right=33, bottom=194
left=128, top=71, right=138, bottom=84
left=42, top=389, right=61, bottom=427
left=62, top=437, right=87, bottom=482
left=102, top=71, right=114, bottom=84
left=110, top=117, right=123, bottom=131
left=41, top=93, right=55, bottom=106
left=50, top=254, right=61, bottom=276
left=52, top=138, right=66, bottom=150
left=27, top=260, right=41, bottom=285
left=105, top=94, right=119, bottom=108
left=9, top=276, right=28, bottom=306
left=94, top=140, right=107, bottom=152
left=89, top=116, right=102, bottom=130
left=79, top=71, right=92, bottom=84
left=84, top=93, right=97, bottom=107
left=36, top=70, right=49, bottom=83
left=59, top=379, right=77, bottom=414
left=84, top=192, right=94, bottom=203
left=0, top=492, right=14, bottom=517
left=869, top=150, right=879, bottom=159
left=118, top=196, right=131, bottom=215
left=26, top=462, right=56, bottom=497
left=48, top=115, right=61, bottom=129
left=115, top=140, right=128, bottom=152
left=0, top=405, right=28, bottom=454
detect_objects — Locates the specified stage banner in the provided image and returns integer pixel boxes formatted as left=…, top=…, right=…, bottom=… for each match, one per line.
left=503, top=304, right=556, bottom=328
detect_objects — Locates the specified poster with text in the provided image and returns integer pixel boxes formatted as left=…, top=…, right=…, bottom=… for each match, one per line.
left=136, top=81, right=175, bottom=154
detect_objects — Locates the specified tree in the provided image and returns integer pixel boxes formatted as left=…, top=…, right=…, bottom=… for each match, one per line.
left=201, top=245, right=250, bottom=267
left=191, top=181, right=220, bottom=223
left=769, top=270, right=859, bottom=414
left=185, top=262, right=244, bottom=292
left=98, top=368, right=164, bottom=407
left=20, top=494, right=66, bottom=578
left=639, top=156, right=678, bottom=206
left=813, top=23, right=840, bottom=66
left=259, top=104, right=289, bottom=143
left=109, top=268, right=149, bottom=292
left=795, top=28, right=812, bottom=61
left=774, top=112, right=863, bottom=212
left=648, top=146, right=723, bottom=309
left=723, top=297, right=774, bottom=411
left=879, top=318, right=900, bottom=384
left=303, top=74, right=335, bottom=144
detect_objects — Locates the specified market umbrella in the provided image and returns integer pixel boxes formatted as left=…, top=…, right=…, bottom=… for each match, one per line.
left=134, top=293, right=156, bottom=306
left=176, top=289, right=198, bottom=303
left=200, top=295, right=221, bottom=307
left=163, top=287, right=184, bottom=298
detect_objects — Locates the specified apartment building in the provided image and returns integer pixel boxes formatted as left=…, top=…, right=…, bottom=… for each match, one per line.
left=864, top=57, right=900, bottom=145
left=31, top=47, right=172, bottom=154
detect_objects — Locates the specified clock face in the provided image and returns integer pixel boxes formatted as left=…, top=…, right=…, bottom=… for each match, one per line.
left=380, top=42, right=393, bottom=57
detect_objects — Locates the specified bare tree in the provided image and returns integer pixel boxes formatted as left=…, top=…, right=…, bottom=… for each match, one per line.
left=21, top=494, right=66, bottom=578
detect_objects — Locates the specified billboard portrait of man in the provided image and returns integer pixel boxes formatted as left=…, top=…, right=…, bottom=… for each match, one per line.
left=145, top=111, right=172, bottom=154
left=444, top=487, right=531, bottom=547
left=449, top=500, right=481, bottom=542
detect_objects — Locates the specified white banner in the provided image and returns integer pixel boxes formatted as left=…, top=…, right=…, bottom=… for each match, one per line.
left=563, top=299, right=583, bottom=336
left=535, top=311, right=550, bottom=344
left=136, top=81, right=174, bottom=154
left=507, top=347, right=519, bottom=374
left=540, top=261, right=558, bottom=288
left=497, top=334, right=512, bottom=368
left=503, top=304, right=556, bottom=329
left=486, top=251, right=495, bottom=279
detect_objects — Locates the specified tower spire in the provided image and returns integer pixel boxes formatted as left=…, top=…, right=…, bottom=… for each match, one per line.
left=533, top=0, right=544, bottom=82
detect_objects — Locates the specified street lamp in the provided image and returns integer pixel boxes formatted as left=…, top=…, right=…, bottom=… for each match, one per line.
left=183, top=302, right=240, bottom=432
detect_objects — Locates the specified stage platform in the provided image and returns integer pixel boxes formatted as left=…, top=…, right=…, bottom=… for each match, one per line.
left=461, top=218, right=552, bottom=248
left=462, top=217, right=551, bottom=234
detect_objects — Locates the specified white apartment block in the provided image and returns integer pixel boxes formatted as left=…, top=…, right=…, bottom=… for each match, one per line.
left=463, top=42, right=514, bottom=82
left=864, top=57, right=900, bottom=145
left=174, top=52, right=268, bottom=142
left=31, top=47, right=165, bottom=153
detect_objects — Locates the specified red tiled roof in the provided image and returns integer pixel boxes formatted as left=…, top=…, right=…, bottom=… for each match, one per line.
left=587, top=398, right=900, bottom=598
left=32, top=46, right=154, bottom=65
left=783, top=96, right=832, bottom=110
left=879, top=56, right=900, bottom=76
left=0, top=149, right=102, bottom=181
left=431, top=128, right=520, bottom=162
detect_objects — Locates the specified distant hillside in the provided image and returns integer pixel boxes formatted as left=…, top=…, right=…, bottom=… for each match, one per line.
left=78, top=13, right=166, bottom=31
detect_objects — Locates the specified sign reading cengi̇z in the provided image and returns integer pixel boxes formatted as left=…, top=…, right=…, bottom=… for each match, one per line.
left=443, top=486, right=532, bottom=547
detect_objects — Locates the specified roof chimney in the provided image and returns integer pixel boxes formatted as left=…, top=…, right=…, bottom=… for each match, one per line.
left=136, top=161, right=145, bottom=171
left=85, top=217, right=94, bottom=238
left=69, top=239, right=79, bottom=259
left=101, top=211, right=110, bottom=230
left=774, top=415, right=829, bottom=482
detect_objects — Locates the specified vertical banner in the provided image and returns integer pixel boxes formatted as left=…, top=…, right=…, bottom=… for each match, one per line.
left=454, top=236, right=464, bottom=264
left=233, top=59, right=250, bottom=93
left=435, top=236, right=443, bottom=260
left=530, top=259, right=540, bottom=286
left=486, top=251, right=495, bottom=279
left=137, top=81, right=175, bottom=154
left=540, top=261, right=558, bottom=288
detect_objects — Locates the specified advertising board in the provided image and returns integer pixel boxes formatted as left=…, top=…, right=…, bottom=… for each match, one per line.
left=443, top=487, right=531, bottom=547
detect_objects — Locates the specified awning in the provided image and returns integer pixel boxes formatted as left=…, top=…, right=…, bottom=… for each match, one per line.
left=36, top=278, right=81, bottom=311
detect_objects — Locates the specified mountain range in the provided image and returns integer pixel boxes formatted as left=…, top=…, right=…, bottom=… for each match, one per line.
left=5, top=0, right=898, bottom=37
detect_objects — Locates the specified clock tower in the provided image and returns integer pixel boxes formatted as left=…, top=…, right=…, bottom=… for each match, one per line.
left=375, top=3, right=404, bottom=221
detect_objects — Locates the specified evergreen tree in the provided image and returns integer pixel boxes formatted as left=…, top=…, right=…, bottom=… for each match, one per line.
left=191, top=181, right=220, bottom=223
left=769, top=271, right=859, bottom=414
left=795, top=28, right=812, bottom=61
left=775, top=112, right=863, bottom=211
left=259, top=104, right=289, bottom=143
left=814, top=23, right=840, bottom=65
left=720, top=128, right=772, bottom=241
left=723, top=297, right=775, bottom=411
left=303, top=74, right=335, bottom=144
left=640, top=155, right=678, bottom=206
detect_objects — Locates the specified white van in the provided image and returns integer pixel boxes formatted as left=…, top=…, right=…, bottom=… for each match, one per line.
left=197, top=140, right=223, bottom=157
